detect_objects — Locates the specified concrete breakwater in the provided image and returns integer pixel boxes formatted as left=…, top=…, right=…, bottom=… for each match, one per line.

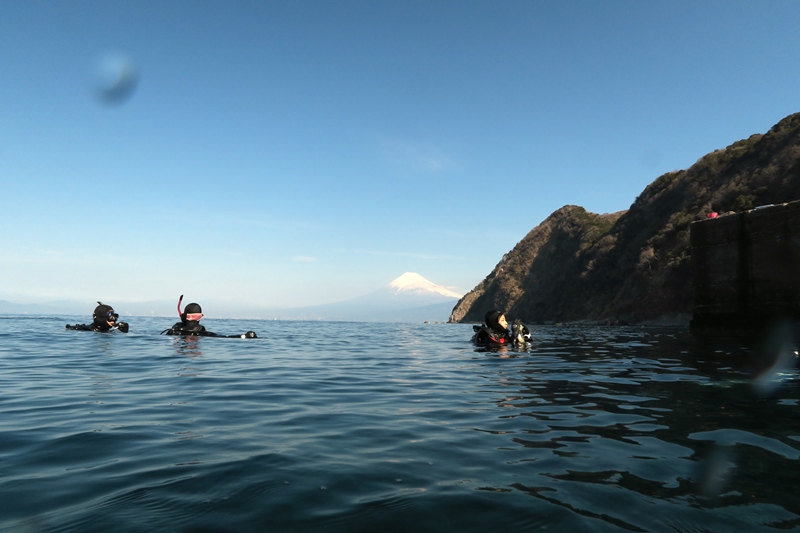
left=690, top=200, right=800, bottom=336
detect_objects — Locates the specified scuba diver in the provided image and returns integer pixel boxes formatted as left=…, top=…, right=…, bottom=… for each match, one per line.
left=66, top=302, right=129, bottom=333
left=472, top=309, right=531, bottom=346
left=160, top=295, right=257, bottom=338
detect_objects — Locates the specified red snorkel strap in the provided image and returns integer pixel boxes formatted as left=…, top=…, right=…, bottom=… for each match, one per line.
left=177, top=294, right=184, bottom=317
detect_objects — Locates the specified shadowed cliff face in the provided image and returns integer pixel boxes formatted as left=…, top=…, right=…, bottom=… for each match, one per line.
left=451, top=112, right=800, bottom=325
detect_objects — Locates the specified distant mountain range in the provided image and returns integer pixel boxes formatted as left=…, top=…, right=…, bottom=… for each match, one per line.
left=0, top=298, right=179, bottom=318
left=450, top=112, right=800, bottom=326
left=266, top=272, right=461, bottom=322
left=0, top=273, right=462, bottom=323
left=0, top=299, right=91, bottom=317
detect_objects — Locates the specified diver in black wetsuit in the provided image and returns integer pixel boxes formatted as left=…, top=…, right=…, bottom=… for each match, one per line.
left=161, top=295, right=257, bottom=338
left=472, top=309, right=531, bottom=346
left=472, top=310, right=512, bottom=345
left=66, top=302, right=129, bottom=333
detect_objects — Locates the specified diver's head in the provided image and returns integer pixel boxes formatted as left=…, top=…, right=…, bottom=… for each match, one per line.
left=93, top=302, right=119, bottom=329
left=181, top=302, right=203, bottom=324
left=485, top=310, right=508, bottom=332
left=177, top=295, right=203, bottom=324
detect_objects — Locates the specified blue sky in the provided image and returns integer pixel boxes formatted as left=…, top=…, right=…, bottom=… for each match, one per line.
left=1, top=0, right=799, bottom=310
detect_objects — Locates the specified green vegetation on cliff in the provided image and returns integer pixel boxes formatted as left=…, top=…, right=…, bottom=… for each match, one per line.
left=450, top=112, right=800, bottom=325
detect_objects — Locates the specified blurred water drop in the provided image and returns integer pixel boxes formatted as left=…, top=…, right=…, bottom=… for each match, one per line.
left=92, top=53, right=139, bottom=106
left=696, top=446, right=736, bottom=499
left=752, top=319, right=800, bottom=397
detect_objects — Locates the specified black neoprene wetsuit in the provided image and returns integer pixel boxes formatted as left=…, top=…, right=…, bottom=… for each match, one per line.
left=161, top=321, right=257, bottom=338
left=66, top=322, right=129, bottom=333
left=472, top=325, right=512, bottom=345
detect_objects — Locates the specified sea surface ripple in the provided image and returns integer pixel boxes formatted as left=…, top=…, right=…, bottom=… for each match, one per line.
left=0, top=315, right=798, bottom=532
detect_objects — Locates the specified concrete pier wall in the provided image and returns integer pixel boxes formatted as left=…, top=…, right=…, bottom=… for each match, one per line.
left=690, top=201, right=800, bottom=336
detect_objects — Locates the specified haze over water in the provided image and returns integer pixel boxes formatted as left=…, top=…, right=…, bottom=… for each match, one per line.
left=1, top=316, right=798, bottom=532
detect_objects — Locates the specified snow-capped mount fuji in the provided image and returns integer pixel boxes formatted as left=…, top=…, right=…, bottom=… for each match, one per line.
left=388, top=272, right=462, bottom=298
left=273, top=273, right=462, bottom=322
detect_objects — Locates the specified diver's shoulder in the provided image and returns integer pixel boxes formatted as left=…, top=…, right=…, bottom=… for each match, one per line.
left=472, top=325, right=510, bottom=345
left=161, top=323, right=213, bottom=336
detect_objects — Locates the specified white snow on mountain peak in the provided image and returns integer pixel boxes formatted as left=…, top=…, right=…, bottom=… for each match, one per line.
left=388, top=272, right=462, bottom=299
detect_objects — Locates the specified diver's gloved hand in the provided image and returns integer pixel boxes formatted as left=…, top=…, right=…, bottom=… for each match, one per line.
left=117, top=322, right=129, bottom=333
left=242, top=331, right=257, bottom=338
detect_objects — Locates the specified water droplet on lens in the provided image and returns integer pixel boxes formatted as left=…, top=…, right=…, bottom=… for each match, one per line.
left=696, top=446, right=736, bottom=499
left=92, top=52, right=140, bottom=107
left=752, top=320, right=799, bottom=397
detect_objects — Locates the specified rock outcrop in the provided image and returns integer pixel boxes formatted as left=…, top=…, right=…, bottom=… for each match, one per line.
left=450, top=112, right=800, bottom=325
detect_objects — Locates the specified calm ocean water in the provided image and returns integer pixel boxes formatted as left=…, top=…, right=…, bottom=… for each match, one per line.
left=1, top=315, right=798, bottom=532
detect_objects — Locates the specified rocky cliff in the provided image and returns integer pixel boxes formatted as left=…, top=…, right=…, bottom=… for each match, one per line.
left=450, top=112, right=800, bottom=325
